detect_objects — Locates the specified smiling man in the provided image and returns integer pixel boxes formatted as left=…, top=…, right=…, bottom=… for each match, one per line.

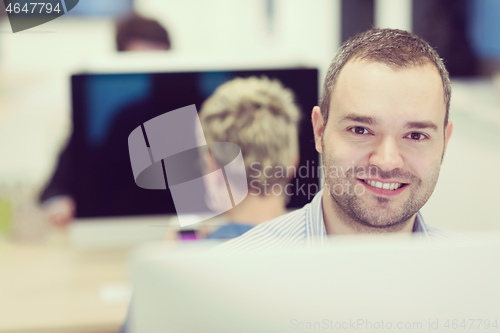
left=217, top=28, right=456, bottom=251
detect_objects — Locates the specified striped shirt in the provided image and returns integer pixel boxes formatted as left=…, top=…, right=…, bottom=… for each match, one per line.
left=216, top=188, right=461, bottom=252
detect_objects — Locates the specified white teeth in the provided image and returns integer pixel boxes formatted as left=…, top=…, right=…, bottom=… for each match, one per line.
left=363, top=180, right=404, bottom=190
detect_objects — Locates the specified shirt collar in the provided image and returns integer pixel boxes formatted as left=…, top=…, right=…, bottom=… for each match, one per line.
left=306, top=187, right=430, bottom=243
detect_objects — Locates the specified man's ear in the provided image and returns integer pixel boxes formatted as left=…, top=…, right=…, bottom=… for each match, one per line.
left=311, top=106, right=325, bottom=154
left=442, top=120, right=454, bottom=163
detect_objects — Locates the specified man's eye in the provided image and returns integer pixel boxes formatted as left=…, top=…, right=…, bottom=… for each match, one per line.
left=350, top=127, right=369, bottom=135
left=407, top=132, right=427, bottom=141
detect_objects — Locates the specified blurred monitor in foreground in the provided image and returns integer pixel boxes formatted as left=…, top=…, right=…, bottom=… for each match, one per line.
left=130, top=234, right=500, bottom=333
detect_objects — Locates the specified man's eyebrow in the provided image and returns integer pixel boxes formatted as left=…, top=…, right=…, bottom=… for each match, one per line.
left=404, top=121, right=438, bottom=131
left=340, top=114, right=378, bottom=125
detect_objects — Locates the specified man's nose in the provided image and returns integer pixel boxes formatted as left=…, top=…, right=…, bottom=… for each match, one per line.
left=369, top=136, right=404, bottom=172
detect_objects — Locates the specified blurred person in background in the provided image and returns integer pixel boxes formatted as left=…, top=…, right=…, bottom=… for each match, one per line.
left=116, top=14, right=171, bottom=52
left=199, top=76, right=301, bottom=240
left=39, top=14, right=172, bottom=227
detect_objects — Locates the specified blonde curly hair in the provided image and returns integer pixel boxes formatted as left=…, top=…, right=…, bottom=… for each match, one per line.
left=199, top=76, right=301, bottom=194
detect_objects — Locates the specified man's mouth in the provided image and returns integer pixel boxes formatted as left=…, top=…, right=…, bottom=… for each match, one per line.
left=361, top=179, right=408, bottom=191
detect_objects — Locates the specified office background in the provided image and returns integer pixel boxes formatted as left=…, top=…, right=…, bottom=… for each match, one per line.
left=1, top=1, right=500, bottom=332
left=0, top=0, right=499, bottom=230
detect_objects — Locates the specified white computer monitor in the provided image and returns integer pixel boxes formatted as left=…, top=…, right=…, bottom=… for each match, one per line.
left=129, top=232, right=500, bottom=332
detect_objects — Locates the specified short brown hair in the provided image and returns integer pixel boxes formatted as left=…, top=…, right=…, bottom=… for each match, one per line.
left=319, top=28, right=451, bottom=127
left=200, top=77, right=301, bottom=193
left=116, top=14, right=171, bottom=52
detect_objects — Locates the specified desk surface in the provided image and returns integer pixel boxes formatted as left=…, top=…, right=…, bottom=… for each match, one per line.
left=0, top=231, right=130, bottom=333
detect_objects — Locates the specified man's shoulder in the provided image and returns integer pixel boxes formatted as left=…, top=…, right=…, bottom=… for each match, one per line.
left=213, top=206, right=309, bottom=252
left=206, top=223, right=254, bottom=240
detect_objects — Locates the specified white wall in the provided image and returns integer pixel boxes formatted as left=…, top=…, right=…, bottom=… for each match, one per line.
left=375, top=0, right=412, bottom=31
left=421, top=81, right=500, bottom=231
left=0, top=18, right=115, bottom=187
left=135, top=0, right=338, bottom=66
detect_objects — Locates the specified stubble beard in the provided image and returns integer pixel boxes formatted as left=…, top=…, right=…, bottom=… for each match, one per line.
left=321, top=139, right=440, bottom=232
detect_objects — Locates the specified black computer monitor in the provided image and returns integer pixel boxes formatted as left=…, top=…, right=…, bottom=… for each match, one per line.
left=70, top=68, right=319, bottom=218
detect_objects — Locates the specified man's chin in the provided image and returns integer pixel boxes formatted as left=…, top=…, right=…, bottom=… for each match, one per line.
left=326, top=185, right=418, bottom=231
left=355, top=216, right=408, bottom=229
left=352, top=204, right=420, bottom=229
left=345, top=201, right=415, bottom=229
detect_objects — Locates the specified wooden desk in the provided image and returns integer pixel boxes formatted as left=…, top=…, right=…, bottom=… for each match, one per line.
left=0, top=231, right=130, bottom=333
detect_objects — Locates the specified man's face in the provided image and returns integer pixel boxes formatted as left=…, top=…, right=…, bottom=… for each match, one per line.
left=312, top=60, right=453, bottom=231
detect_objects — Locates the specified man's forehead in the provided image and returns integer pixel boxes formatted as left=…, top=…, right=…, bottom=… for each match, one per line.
left=334, top=58, right=442, bottom=89
left=329, top=59, right=446, bottom=125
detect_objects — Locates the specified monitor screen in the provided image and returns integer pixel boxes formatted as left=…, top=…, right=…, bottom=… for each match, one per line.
left=71, top=68, right=319, bottom=218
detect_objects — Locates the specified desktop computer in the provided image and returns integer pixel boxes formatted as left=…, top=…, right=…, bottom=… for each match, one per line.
left=61, top=62, right=319, bottom=248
